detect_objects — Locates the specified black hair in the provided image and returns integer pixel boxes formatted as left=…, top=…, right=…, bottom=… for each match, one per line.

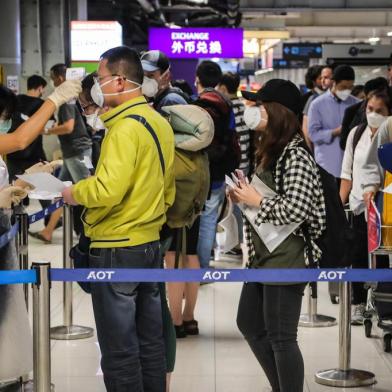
left=0, top=85, right=17, bottom=120
left=219, top=72, right=240, bottom=94
left=367, top=89, right=392, bottom=114
left=172, top=79, right=194, bottom=97
left=100, top=46, right=144, bottom=85
left=305, top=65, right=323, bottom=89
left=351, top=85, right=365, bottom=98
left=196, top=61, right=222, bottom=89
left=364, top=77, right=389, bottom=95
left=27, top=75, right=47, bottom=90
left=81, top=72, right=98, bottom=102
left=50, top=63, right=67, bottom=79
left=332, top=64, right=355, bottom=83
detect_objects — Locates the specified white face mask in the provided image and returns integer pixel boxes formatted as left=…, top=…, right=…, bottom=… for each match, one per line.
left=335, top=89, right=351, bottom=101
left=142, top=77, right=159, bottom=98
left=366, top=111, right=387, bottom=129
left=85, top=110, right=105, bottom=130
left=90, top=77, right=141, bottom=107
left=243, top=106, right=266, bottom=130
left=0, top=118, right=12, bottom=134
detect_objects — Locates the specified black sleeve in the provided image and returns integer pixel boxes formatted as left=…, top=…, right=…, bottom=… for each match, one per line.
left=58, top=104, right=75, bottom=124
left=340, top=103, right=358, bottom=150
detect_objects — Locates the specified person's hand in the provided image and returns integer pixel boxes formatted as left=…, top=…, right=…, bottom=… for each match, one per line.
left=47, top=80, right=82, bottom=109
left=332, top=126, right=342, bottom=137
left=232, top=183, right=263, bottom=207
left=25, top=162, right=53, bottom=175
left=364, top=191, right=375, bottom=208
left=227, top=187, right=240, bottom=204
left=49, top=159, right=63, bottom=170
left=62, top=186, right=78, bottom=206
left=0, top=186, right=28, bottom=209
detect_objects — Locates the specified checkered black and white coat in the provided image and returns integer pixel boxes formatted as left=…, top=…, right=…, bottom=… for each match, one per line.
left=245, top=135, right=326, bottom=266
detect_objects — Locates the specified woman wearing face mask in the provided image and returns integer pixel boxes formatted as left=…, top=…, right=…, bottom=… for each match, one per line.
left=230, top=79, right=326, bottom=392
left=0, top=80, right=81, bottom=383
left=340, top=90, right=391, bottom=325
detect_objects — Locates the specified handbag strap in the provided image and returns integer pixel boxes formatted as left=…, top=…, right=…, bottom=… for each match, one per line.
left=126, top=114, right=165, bottom=174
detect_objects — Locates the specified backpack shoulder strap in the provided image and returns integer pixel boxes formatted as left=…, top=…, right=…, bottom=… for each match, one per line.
left=126, top=114, right=165, bottom=174
left=352, top=122, right=367, bottom=154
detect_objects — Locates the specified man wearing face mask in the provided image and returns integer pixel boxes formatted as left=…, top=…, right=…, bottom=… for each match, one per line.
left=140, top=50, right=189, bottom=112
left=308, top=64, right=359, bottom=179
left=62, top=46, right=175, bottom=392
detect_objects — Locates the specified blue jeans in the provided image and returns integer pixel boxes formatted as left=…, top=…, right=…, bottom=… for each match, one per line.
left=89, top=241, right=166, bottom=392
left=197, top=184, right=225, bottom=268
left=237, top=282, right=306, bottom=392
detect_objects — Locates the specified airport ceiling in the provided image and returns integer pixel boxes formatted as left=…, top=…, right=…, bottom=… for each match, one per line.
left=87, top=0, right=392, bottom=44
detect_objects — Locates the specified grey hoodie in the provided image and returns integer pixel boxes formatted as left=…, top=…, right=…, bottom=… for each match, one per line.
left=362, top=117, right=392, bottom=194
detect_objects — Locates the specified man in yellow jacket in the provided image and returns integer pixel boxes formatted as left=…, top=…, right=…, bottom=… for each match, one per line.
left=62, top=46, right=175, bottom=392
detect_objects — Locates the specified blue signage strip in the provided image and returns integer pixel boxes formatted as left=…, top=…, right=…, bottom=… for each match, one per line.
left=29, top=200, right=64, bottom=224
left=50, top=268, right=392, bottom=283
left=0, top=270, right=37, bottom=285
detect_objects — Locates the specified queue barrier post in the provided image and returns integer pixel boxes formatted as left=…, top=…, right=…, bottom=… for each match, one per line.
left=315, top=281, right=376, bottom=387
left=299, top=282, right=337, bottom=327
left=16, top=209, right=29, bottom=307
left=32, top=262, right=52, bottom=392
left=50, top=204, right=94, bottom=340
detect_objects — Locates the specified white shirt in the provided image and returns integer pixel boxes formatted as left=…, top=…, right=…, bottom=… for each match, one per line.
left=0, top=157, right=9, bottom=190
left=341, top=125, right=373, bottom=215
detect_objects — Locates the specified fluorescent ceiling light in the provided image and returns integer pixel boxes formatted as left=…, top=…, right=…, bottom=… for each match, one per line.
left=368, top=37, right=380, bottom=43
left=255, top=68, right=273, bottom=76
left=388, top=31, right=392, bottom=37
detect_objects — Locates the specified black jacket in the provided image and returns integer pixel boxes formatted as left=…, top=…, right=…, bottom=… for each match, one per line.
left=340, top=100, right=366, bottom=150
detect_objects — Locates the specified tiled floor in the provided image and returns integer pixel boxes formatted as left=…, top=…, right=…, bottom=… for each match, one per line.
left=7, top=200, right=392, bottom=391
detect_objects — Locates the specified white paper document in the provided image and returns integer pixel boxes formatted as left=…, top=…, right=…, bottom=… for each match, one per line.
left=17, top=173, right=70, bottom=199
left=382, top=182, right=392, bottom=194
left=228, top=175, right=302, bottom=253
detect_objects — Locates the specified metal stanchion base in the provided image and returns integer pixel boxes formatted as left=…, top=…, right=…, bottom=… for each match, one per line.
left=50, top=325, right=94, bottom=340
left=315, top=368, right=375, bottom=387
left=299, top=314, right=337, bottom=327
left=21, top=380, right=55, bottom=391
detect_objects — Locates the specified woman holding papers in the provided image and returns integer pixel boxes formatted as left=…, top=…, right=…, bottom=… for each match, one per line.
left=340, top=90, right=391, bottom=325
left=229, top=79, right=326, bottom=392
left=0, top=80, right=81, bottom=383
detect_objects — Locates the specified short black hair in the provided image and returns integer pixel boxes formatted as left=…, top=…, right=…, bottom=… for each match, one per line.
left=219, top=72, right=240, bottom=95
left=50, top=63, right=67, bottom=79
left=100, top=46, right=144, bottom=85
left=172, top=79, right=194, bottom=97
left=27, top=75, right=47, bottom=90
left=305, top=65, right=323, bottom=89
left=196, top=61, right=222, bottom=89
left=0, top=85, right=17, bottom=120
left=364, top=77, right=389, bottom=95
left=351, top=85, right=365, bottom=98
left=332, top=64, right=355, bottom=83
left=81, top=72, right=98, bottom=103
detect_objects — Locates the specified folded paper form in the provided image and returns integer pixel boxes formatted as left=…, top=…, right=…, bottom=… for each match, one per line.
left=226, top=175, right=302, bottom=253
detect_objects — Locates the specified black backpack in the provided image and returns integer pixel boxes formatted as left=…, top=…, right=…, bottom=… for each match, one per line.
left=279, top=142, right=354, bottom=268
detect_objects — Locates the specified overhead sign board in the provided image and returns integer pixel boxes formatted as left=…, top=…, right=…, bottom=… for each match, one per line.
left=283, top=43, right=322, bottom=60
left=71, top=21, right=123, bottom=62
left=149, top=28, right=244, bottom=59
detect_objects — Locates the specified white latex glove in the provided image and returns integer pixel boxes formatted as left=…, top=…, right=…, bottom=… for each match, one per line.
left=49, top=159, right=63, bottom=170
left=0, top=186, right=28, bottom=209
left=47, top=80, right=82, bottom=109
left=25, top=162, right=53, bottom=175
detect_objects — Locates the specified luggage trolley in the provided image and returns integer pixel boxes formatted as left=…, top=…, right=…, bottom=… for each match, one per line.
left=363, top=226, right=392, bottom=353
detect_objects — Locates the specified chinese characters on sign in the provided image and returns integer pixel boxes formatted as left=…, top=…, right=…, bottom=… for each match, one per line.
left=149, top=28, right=243, bottom=59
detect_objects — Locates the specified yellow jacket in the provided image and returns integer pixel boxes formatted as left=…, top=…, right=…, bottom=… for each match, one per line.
left=72, top=96, right=175, bottom=248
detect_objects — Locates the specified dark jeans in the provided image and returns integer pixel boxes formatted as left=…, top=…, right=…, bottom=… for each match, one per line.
left=350, top=213, right=389, bottom=304
left=237, top=282, right=306, bottom=392
left=89, top=241, right=166, bottom=392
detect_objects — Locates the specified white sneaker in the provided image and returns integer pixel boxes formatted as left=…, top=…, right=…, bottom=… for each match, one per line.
left=351, top=304, right=366, bottom=325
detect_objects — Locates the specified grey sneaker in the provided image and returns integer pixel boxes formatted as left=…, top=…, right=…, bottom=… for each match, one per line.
left=351, top=304, right=366, bottom=325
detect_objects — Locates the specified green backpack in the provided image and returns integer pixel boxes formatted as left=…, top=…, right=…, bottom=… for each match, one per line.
left=161, top=104, right=214, bottom=229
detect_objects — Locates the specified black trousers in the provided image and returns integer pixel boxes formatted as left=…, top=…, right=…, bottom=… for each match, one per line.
left=237, top=282, right=306, bottom=392
left=350, top=213, right=389, bottom=305
left=89, top=242, right=166, bottom=392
